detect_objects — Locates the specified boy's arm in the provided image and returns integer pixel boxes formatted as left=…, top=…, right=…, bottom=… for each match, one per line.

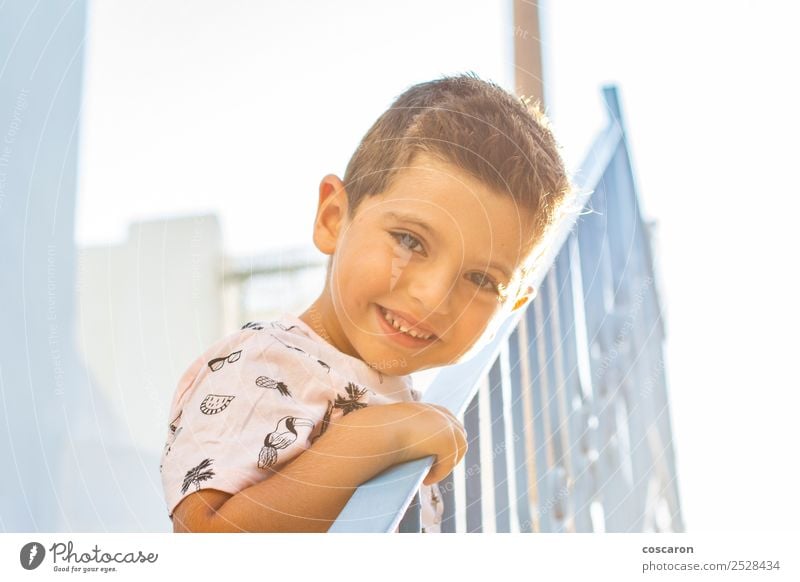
left=172, top=404, right=408, bottom=533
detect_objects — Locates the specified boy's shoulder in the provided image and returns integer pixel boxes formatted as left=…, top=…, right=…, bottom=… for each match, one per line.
left=234, top=316, right=336, bottom=375
left=235, top=314, right=418, bottom=400
left=168, top=312, right=417, bottom=419
left=202, top=315, right=336, bottom=377
left=168, top=315, right=333, bottom=409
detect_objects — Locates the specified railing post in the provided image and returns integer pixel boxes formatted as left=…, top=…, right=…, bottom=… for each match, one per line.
left=508, top=327, right=534, bottom=532
left=488, top=358, right=511, bottom=532
left=527, top=301, right=552, bottom=532
left=463, top=392, right=483, bottom=532
left=397, top=493, right=421, bottom=533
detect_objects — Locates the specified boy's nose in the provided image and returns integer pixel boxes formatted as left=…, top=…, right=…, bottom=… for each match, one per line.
left=404, top=266, right=454, bottom=317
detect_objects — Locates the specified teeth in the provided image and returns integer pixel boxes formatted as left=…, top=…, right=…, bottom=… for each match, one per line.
left=382, top=307, right=433, bottom=340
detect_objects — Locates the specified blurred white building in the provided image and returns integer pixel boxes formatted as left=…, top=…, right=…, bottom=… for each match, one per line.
left=74, top=214, right=441, bottom=484
left=74, top=214, right=331, bottom=454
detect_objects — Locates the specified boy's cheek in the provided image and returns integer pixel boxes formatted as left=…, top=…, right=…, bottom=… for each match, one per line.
left=343, top=243, right=395, bottom=286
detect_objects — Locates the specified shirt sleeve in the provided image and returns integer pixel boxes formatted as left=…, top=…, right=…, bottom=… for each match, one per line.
left=159, top=328, right=338, bottom=519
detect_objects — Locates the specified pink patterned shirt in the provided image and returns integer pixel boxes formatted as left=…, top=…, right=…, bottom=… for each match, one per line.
left=160, top=313, right=444, bottom=532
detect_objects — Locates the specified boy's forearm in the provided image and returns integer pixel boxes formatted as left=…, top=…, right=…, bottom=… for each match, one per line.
left=208, top=407, right=405, bottom=532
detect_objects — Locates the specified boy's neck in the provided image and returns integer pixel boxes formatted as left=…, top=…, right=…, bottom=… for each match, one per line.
left=305, top=304, right=332, bottom=343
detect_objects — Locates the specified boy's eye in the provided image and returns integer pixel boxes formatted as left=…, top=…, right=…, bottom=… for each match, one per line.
left=390, top=231, right=504, bottom=296
left=390, top=231, right=425, bottom=254
left=469, top=272, right=501, bottom=294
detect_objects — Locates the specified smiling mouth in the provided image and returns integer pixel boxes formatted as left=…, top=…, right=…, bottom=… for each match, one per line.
left=377, top=305, right=438, bottom=342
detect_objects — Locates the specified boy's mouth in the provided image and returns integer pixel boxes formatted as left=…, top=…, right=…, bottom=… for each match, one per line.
left=376, top=305, right=439, bottom=345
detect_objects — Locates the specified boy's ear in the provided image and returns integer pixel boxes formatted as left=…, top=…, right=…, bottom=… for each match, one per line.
left=313, top=174, right=349, bottom=256
left=510, top=284, right=537, bottom=312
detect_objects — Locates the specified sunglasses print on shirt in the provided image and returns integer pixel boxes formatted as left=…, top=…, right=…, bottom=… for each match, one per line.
left=207, top=349, right=242, bottom=372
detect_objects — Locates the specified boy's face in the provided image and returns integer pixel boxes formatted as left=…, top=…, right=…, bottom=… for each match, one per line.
left=306, top=152, right=538, bottom=375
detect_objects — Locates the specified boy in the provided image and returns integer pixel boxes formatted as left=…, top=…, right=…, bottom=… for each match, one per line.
left=161, top=72, right=572, bottom=532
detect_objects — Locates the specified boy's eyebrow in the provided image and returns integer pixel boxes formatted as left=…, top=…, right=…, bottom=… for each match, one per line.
left=384, top=211, right=437, bottom=238
left=385, top=210, right=513, bottom=280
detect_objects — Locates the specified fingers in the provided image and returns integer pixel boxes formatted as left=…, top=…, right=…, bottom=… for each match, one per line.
left=422, top=405, right=469, bottom=486
left=427, top=404, right=466, bottom=438
left=432, top=408, right=466, bottom=462
left=428, top=403, right=463, bottom=428
left=429, top=404, right=468, bottom=462
left=399, top=402, right=468, bottom=485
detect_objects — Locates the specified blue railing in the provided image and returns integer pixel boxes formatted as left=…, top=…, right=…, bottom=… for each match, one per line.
left=329, top=86, right=683, bottom=533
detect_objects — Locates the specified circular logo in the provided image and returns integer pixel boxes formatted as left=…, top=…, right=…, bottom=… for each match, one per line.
left=20, top=542, right=46, bottom=570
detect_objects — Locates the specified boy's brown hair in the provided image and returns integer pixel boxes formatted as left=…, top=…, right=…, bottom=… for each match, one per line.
left=342, top=71, right=573, bottom=259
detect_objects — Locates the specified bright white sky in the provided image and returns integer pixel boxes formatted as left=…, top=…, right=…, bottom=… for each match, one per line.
left=76, top=0, right=799, bottom=532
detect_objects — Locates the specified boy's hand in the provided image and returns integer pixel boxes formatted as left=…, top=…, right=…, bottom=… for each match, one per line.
left=385, top=402, right=468, bottom=486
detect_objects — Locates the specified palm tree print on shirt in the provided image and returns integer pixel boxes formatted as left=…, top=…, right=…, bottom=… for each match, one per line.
left=180, top=458, right=216, bottom=494
left=311, top=401, right=335, bottom=445
left=311, top=382, right=369, bottom=444
left=255, top=375, right=291, bottom=397
left=334, top=382, right=369, bottom=415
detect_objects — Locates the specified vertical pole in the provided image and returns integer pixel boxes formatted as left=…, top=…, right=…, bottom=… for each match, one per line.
left=513, top=0, right=544, bottom=103
left=0, top=0, right=87, bottom=531
left=463, top=392, right=483, bottom=532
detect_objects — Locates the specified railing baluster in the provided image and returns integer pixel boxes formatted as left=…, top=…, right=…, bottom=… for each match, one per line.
left=488, top=357, right=511, bottom=532
left=508, top=327, right=534, bottom=532
left=439, top=470, right=456, bottom=533
left=463, top=391, right=483, bottom=532
left=452, top=439, right=468, bottom=533
left=566, top=233, right=599, bottom=532
left=498, top=342, right=522, bottom=532
left=549, top=259, right=577, bottom=531
left=529, top=298, right=553, bottom=532
left=517, top=311, right=539, bottom=532
left=577, top=181, right=610, bottom=340
left=477, top=376, right=497, bottom=531
left=554, top=245, right=586, bottom=531
left=398, top=492, right=421, bottom=533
